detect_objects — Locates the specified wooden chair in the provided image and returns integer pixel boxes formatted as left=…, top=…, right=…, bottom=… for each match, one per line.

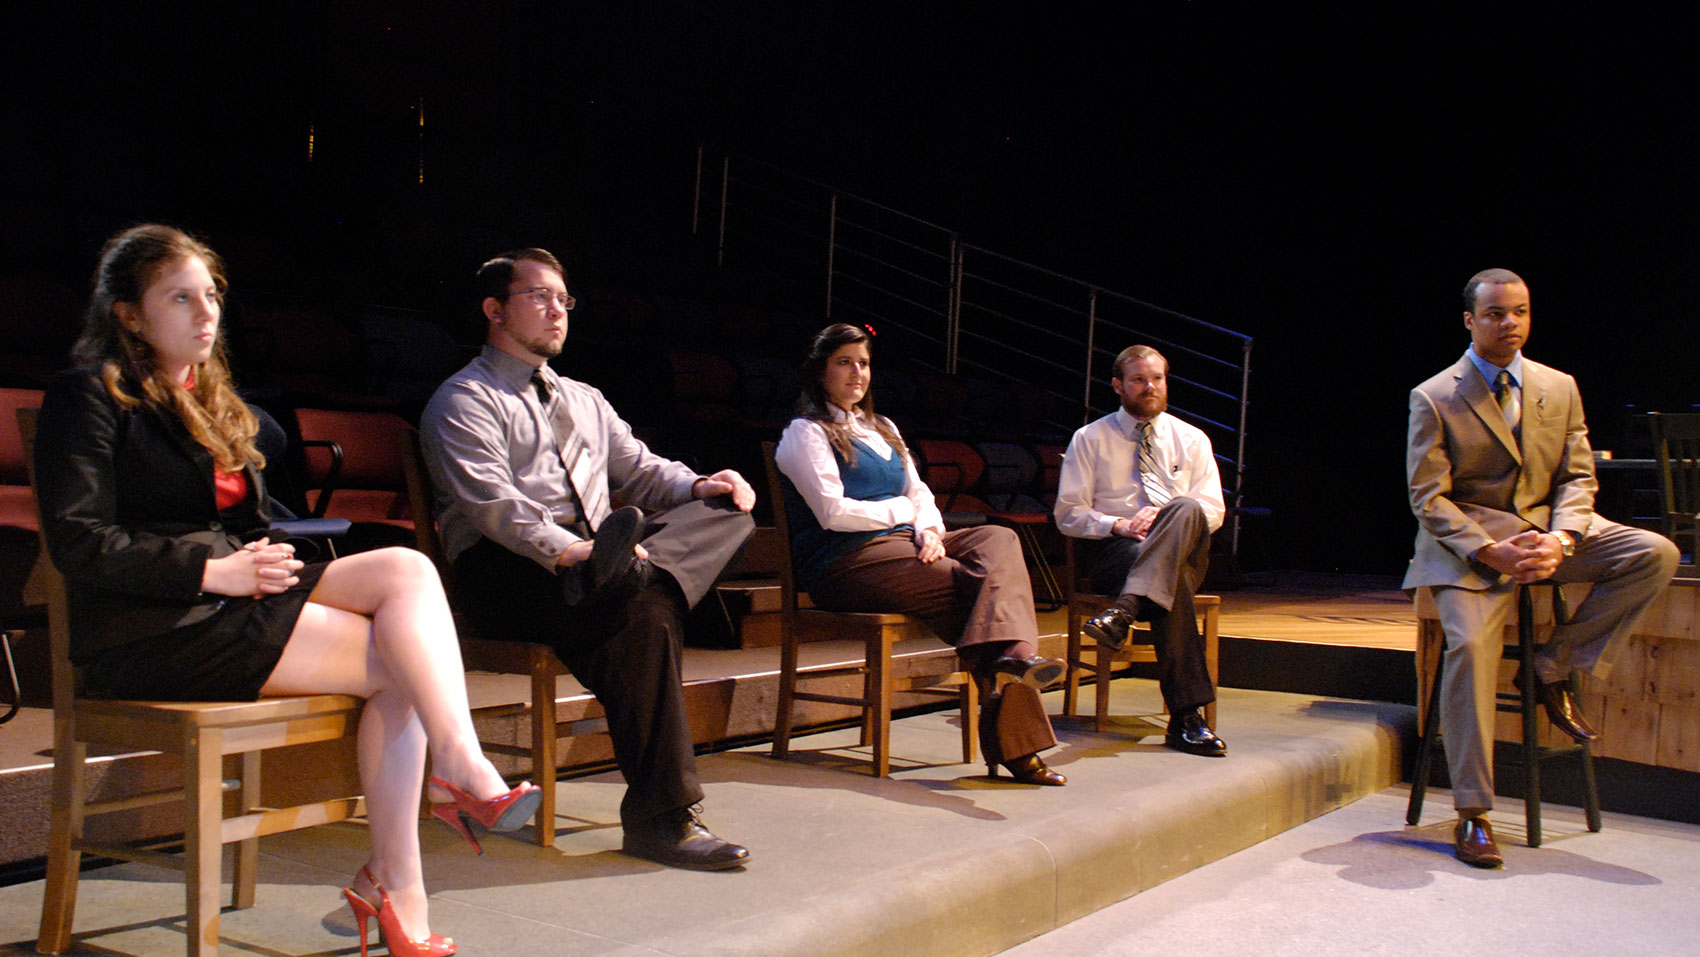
left=1061, top=536, right=1220, bottom=733
left=763, top=442, right=977, bottom=777
left=20, top=408, right=364, bottom=956
left=1406, top=583, right=1601, bottom=846
left=1649, top=411, right=1700, bottom=561
left=398, top=426, right=605, bottom=847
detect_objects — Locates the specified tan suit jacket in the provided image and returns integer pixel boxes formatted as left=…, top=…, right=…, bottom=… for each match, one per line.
left=1403, top=351, right=1597, bottom=592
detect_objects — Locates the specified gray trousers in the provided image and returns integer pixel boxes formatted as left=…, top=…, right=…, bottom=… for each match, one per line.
left=1432, top=518, right=1677, bottom=811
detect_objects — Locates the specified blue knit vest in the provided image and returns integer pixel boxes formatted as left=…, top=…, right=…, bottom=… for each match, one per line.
left=783, top=434, right=912, bottom=592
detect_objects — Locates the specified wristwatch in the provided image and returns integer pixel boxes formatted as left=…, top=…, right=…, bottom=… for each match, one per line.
left=1553, top=530, right=1577, bottom=557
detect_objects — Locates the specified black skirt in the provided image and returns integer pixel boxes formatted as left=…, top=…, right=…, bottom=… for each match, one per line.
left=83, top=562, right=330, bottom=701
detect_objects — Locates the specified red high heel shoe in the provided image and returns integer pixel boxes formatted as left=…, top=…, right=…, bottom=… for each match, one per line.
left=428, top=777, right=544, bottom=855
left=342, top=865, right=456, bottom=957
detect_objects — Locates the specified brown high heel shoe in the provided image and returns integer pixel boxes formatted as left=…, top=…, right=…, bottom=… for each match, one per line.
left=428, top=777, right=544, bottom=855
left=343, top=865, right=456, bottom=957
left=991, top=752, right=1067, bottom=785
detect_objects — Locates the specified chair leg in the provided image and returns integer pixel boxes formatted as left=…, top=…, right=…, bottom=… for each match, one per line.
left=1581, top=733, right=1603, bottom=833
left=187, top=729, right=223, bottom=956
left=868, top=629, right=894, bottom=777
left=37, top=735, right=86, bottom=954
left=1407, top=648, right=1444, bottom=825
left=531, top=663, right=558, bottom=847
left=1062, top=610, right=1083, bottom=718
left=232, top=752, right=261, bottom=909
left=959, top=674, right=979, bottom=765
left=1517, top=587, right=1543, bottom=849
left=1201, top=605, right=1220, bottom=730
left=772, top=616, right=799, bottom=760
left=1094, top=639, right=1113, bottom=734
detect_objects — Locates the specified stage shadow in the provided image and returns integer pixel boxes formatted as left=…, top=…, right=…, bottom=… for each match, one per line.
left=1300, top=825, right=1662, bottom=890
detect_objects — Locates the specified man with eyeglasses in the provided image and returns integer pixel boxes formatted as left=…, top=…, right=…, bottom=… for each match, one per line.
left=421, top=248, right=756, bottom=870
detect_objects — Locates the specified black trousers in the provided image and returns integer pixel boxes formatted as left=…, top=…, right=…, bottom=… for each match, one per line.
left=1086, top=497, right=1215, bottom=713
left=451, top=504, right=753, bottom=826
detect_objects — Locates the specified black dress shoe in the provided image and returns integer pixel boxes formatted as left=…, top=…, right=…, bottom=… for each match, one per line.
left=992, top=752, right=1067, bottom=786
left=1454, top=816, right=1503, bottom=869
left=992, top=654, right=1066, bottom=689
left=1537, top=679, right=1599, bottom=742
left=568, top=506, right=649, bottom=607
left=622, top=805, right=749, bottom=871
left=1164, top=709, right=1227, bottom=757
left=1082, top=607, right=1135, bottom=652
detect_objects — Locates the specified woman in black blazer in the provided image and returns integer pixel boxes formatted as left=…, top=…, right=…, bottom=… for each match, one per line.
left=34, top=225, right=531, bottom=957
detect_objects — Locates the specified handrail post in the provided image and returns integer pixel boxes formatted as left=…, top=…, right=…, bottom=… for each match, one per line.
left=1082, top=289, right=1099, bottom=427
left=691, top=145, right=703, bottom=236
left=716, top=155, right=730, bottom=268
left=1231, top=337, right=1254, bottom=558
left=826, top=192, right=837, bottom=319
left=946, top=235, right=962, bottom=374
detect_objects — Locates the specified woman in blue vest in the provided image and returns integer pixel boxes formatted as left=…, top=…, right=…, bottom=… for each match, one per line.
left=774, top=323, right=1066, bottom=785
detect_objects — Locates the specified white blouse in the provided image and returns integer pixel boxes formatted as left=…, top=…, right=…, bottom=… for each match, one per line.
left=774, top=408, right=944, bottom=534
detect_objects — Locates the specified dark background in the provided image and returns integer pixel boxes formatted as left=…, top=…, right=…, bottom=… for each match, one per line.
left=3, top=4, right=1694, bottom=576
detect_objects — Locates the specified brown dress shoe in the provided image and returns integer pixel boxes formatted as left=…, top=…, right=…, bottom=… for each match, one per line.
left=1537, top=680, right=1599, bottom=741
left=994, top=753, right=1067, bottom=786
left=1454, top=816, right=1503, bottom=869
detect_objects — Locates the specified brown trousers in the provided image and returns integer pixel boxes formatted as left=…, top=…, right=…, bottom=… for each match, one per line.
left=810, top=525, right=1058, bottom=760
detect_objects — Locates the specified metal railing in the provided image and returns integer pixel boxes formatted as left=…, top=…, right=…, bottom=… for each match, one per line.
left=693, top=147, right=1256, bottom=556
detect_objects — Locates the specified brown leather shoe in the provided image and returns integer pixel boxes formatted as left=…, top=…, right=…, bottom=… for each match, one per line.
left=1453, top=816, right=1503, bottom=869
left=994, top=753, right=1067, bottom=786
left=1537, top=679, right=1600, bottom=742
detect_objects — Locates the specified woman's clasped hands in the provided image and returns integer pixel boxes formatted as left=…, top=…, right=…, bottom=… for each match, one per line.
left=202, top=537, right=304, bottom=598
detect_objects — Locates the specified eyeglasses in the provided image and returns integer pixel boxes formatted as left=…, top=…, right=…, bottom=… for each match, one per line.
left=505, top=287, right=576, bottom=311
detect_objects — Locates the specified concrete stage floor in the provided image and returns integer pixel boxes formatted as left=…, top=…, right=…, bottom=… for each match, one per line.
left=0, top=680, right=1409, bottom=956
left=1008, top=788, right=1700, bottom=956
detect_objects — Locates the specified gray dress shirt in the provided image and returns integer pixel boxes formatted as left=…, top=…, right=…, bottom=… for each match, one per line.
left=420, top=345, right=701, bottom=570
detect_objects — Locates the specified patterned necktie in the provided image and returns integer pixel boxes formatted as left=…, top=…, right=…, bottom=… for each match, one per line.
left=1493, top=370, right=1521, bottom=440
left=533, top=371, right=610, bottom=531
left=1137, top=420, right=1172, bottom=507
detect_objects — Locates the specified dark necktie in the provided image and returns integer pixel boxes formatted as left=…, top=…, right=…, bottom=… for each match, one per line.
left=532, top=371, right=609, bottom=530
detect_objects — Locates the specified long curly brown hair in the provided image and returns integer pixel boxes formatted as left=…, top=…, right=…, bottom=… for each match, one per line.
left=72, top=224, right=261, bottom=472
left=794, top=322, right=908, bottom=466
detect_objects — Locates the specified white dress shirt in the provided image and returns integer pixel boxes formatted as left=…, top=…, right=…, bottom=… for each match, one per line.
left=1054, top=407, right=1225, bottom=539
left=774, top=408, right=944, bottom=533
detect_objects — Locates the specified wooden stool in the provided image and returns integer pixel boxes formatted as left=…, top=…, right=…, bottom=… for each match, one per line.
left=1407, top=583, right=1602, bottom=846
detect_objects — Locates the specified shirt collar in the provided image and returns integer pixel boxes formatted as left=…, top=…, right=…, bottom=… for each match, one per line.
left=481, top=343, right=552, bottom=391
left=1113, top=406, right=1163, bottom=439
left=828, top=404, right=863, bottom=426
left=1465, top=346, right=1523, bottom=389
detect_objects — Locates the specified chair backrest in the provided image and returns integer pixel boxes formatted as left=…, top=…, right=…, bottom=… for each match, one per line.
left=1648, top=411, right=1700, bottom=551
left=0, top=388, right=45, bottom=487
left=396, top=425, right=448, bottom=574
left=16, top=407, right=79, bottom=720
left=760, top=442, right=803, bottom=619
left=294, top=408, right=414, bottom=522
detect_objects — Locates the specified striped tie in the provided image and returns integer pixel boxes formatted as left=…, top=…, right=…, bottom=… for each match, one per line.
left=1137, top=420, right=1172, bottom=507
left=1494, top=370, right=1521, bottom=440
left=533, top=371, right=611, bottom=531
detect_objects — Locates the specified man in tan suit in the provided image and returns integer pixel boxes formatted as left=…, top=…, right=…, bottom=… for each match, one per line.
left=1404, top=268, right=1678, bottom=868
